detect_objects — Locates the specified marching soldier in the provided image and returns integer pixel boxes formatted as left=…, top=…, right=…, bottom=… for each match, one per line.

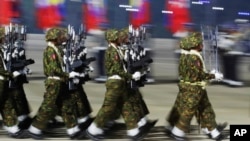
left=165, top=32, right=227, bottom=137
left=86, top=29, right=153, bottom=141
left=118, top=27, right=157, bottom=129
left=28, top=27, right=84, bottom=139
left=0, top=26, right=27, bottom=138
left=166, top=32, right=229, bottom=140
left=61, top=26, right=95, bottom=130
left=4, top=24, right=33, bottom=130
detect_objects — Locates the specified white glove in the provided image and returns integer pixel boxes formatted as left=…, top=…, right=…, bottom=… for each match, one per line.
left=12, top=71, right=21, bottom=78
left=146, top=67, right=151, bottom=72
left=210, top=69, right=217, bottom=74
left=22, top=67, right=32, bottom=75
left=6, top=52, right=11, bottom=61
left=124, top=50, right=129, bottom=62
left=132, top=71, right=141, bottom=81
left=19, top=50, right=25, bottom=57
left=214, top=72, right=224, bottom=81
left=73, top=78, right=80, bottom=84
left=69, top=71, right=80, bottom=78
left=88, top=66, right=94, bottom=72
left=79, top=73, right=85, bottom=78
left=210, top=69, right=224, bottom=81
left=12, top=48, right=18, bottom=58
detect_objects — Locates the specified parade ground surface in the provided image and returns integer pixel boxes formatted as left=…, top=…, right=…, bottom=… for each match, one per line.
left=1, top=34, right=250, bottom=140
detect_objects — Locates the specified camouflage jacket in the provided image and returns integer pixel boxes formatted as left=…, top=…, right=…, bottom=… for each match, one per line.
left=105, top=44, right=132, bottom=80
left=179, top=50, right=214, bottom=83
left=43, top=43, right=68, bottom=81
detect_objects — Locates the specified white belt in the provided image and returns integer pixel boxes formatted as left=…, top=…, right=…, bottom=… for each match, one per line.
left=108, top=75, right=121, bottom=80
left=0, top=75, right=4, bottom=80
left=48, top=76, right=61, bottom=80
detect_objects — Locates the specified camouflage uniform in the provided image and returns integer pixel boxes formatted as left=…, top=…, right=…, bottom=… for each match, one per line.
left=173, top=32, right=218, bottom=132
left=0, top=27, right=20, bottom=130
left=118, top=28, right=150, bottom=121
left=60, top=27, right=93, bottom=127
left=0, top=25, right=32, bottom=129
left=167, top=39, right=200, bottom=127
left=31, top=28, right=78, bottom=130
left=93, top=29, right=138, bottom=130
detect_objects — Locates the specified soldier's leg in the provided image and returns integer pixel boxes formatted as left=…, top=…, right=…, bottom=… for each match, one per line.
left=122, top=91, right=155, bottom=140
left=166, top=85, right=183, bottom=127
left=28, top=80, right=64, bottom=139
left=70, top=85, right=93, bottom=130
left=75, top=85, right=92, bottom=118
left=198, top=89, right=217, bottom=134
left=174, top=86, right=202, bottom=134
left=198, top=89, right=229, bottom=140
left=9, top=85, right=32, bottom=129
left=87, top=79, right=128, bottom=139
left=30, top=80, right=61, bottom=130
left=60, top=86, right=84, bottom=139
left=1, top=86, right=27, bottom=138
left=0, top=81, right=6, bottom=108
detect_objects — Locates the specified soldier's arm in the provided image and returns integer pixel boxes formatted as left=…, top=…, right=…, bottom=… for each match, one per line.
left=105, top=49, right=132, bottom=80
left=191, top=55, right=215, bottom=81
left=43, top=47, right=68, bottom=78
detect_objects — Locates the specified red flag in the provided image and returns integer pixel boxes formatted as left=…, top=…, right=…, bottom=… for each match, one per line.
left=83, top=0, right=108, bottom=33
left=0, top=0, right=13, bottom=25
left=129, top=0, right=151, bottom=28
left=35, top=0, right=62, bottom=30
left=165, top=0, right=191, bottom=34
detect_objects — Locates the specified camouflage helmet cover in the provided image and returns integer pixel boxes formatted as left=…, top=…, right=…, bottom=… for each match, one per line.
left=45, top=27, right=66, bottom=41
left=118, top=27, right=129, bottom=39
left=180, top=32, right=203, bottom=50
left=105, top=29, right=119, bottom=42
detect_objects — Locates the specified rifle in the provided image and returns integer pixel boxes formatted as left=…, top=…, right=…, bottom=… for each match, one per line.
left=126, top=25, right=153, bottom=89
left=5, top=23, right=17, bottom=88
left=4, top=24, right=34, bottom=88
left=70, top=57, right=96, bottom=71
left=65, top=25, right=78, bottom=90
left=11, top=59, right=35, bottom=71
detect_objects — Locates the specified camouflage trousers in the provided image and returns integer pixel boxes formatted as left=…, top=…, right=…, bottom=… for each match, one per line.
left=32, top=79, right=78, bottom=130
left=111, top=87, right=150, bottom=122
left=127, top=88, right=149, bottom=120
left=8, top=84, right=31, bottom=116
left=174, top=84, right=217, bottom=132
left=94, top=79, right=138, bottom=130
left=167, top=84, right=200, bottom=127
left=0, top=80, right=18, bottom=126
left=70, top=85, right=92, bottom=118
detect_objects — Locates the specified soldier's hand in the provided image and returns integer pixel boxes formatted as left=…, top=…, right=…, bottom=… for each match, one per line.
left=12, top=71, right=21, bottom=78
left=88, top=66, right=94, bottom=72
left=214, top=72, right=224, bottom=81
left=132, top=71, right=141, bottom=81
left=79, top=73, right=85, bottom=78
left=73, top=78, right=80, bottom=84
left=69, top=71, right=80, bottom=78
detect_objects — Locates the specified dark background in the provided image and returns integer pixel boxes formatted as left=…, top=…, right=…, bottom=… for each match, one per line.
left=20, top=0, right=250, bottom=38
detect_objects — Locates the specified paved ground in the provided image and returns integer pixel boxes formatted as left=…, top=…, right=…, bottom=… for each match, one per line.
left=1, top=34, right=250, bottom=140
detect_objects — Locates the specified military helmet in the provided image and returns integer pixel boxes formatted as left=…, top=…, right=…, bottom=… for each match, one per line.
left=119, top=27, right=129, bottom=39
left=180, top=32, right=203, bottom=50
left=0, top=27, right=5, bottom=39
left=45, top=27, right=66, bottom=41
left=105, top=29, right=119, bottom=42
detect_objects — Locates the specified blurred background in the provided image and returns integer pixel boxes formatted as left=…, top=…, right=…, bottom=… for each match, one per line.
left=1, top=0, right=250, bottom=86
left=0, top=0, right=249, bottom=37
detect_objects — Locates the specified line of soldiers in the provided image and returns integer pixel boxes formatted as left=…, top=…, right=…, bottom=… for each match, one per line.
left=0, top=24, right=34, bottom=138
left=0, top=23, right=230, bottom=141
